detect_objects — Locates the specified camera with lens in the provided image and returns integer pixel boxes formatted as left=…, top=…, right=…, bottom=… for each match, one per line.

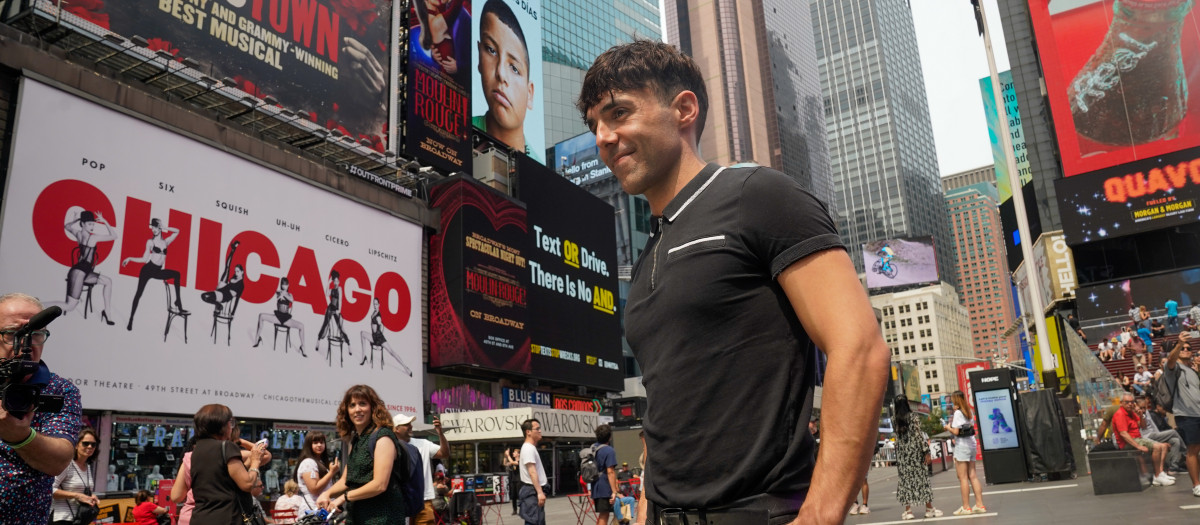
left=0, top=307, right=65, bottom=418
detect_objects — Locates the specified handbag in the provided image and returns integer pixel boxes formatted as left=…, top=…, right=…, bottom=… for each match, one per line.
left=69, top=463, right=100, bottom=525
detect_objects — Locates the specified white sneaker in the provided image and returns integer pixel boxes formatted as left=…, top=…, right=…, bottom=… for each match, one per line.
left=1192, top=484, right=1200, bottom=497
left=858, top=505, right=870, bottom=515
left=1153, top=472, right=1176, bottom=486
left=848, top=503, right=860, bottom=515
left=925, top=508, right=944, bottom=518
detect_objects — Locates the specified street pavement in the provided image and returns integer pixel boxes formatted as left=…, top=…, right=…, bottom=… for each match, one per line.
left=510, top=462, right=1200, bottom=524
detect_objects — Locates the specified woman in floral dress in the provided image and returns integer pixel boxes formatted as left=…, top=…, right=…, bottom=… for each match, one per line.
left=894, top=396, right=942, bottom=520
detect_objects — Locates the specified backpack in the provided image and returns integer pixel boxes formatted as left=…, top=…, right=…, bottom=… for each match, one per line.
left=347, top=428, right=426, bottom=518
left=1155, top=365, right=1181, bottom=413
left=579, top=444, right=602, bottom=484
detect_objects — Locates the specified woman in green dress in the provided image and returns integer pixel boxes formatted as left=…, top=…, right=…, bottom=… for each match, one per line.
left=318, top=384, right=407, bottom=523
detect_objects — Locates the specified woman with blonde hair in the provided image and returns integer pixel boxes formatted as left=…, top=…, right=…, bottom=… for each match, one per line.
left=273, top=480, right=305, bottom=524
left=943, top=391, right=984, bottom=515
left=317, top=384, right=408, bottom=523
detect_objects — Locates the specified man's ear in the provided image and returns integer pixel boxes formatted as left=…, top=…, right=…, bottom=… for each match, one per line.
left=527, top=82, right=536, bottom=110
left=672, top=90, right=700, bottom=130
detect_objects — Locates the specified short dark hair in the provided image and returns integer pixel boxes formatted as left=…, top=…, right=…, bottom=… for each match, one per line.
left=136, top=490, right=153, bottom=504
left=577, top=40, right=709, bottom=141
left=594, top=423, right=612, bottom=444
left=480, top=0, right=528, bottom=65
left=194, top=403, right=232, bottom=439
left=521, top=418, right=541, bottom=437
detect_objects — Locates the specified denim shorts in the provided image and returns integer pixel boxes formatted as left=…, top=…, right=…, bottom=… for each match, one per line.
left=953, top=439, right=977, bottom=462
left=1176, top=416, right=1200, bottom=446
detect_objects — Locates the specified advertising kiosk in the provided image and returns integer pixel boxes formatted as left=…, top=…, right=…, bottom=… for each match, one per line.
left=968, top=368, right=1027, bottom=484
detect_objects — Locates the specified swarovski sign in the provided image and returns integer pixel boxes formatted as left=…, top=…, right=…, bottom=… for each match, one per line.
left=440, top=407, right=599, bottom=441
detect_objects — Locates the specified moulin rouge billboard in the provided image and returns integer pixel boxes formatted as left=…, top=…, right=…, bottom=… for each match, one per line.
left=0, top=80, right=423, bottom=421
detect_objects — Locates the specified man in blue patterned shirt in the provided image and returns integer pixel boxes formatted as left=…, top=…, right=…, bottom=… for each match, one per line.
left=0, top=293, right=83, bottom=524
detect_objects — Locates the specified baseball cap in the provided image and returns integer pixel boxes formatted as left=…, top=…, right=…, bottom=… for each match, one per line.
left=392, top=413, right=416, bottom=426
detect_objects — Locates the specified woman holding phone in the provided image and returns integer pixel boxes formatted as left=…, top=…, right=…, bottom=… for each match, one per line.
left=944, top=391, right=984, bottom=516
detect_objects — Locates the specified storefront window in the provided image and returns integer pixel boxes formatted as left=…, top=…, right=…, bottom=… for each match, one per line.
left=449, top=443, right=476, bottom=475
left=107, top=415, right=335, bottom=498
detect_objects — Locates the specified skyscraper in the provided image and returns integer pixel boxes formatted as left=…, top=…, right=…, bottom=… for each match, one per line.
left=810, top=0, right=957, bottom=288
left=662, top=0, right=833, bottom=204
left=945, top=178, right=1020, bottom=363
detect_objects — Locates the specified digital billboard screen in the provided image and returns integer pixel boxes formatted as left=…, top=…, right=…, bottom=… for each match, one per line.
left=0, top=80, right=424, bottom=420
left=50, top=0, right=393, bottom=151
left=1056, top=145, right=1200, bottom=243
left=979, top=71, right=1031, bottom=204
left=1028, top=0, right=1200, bottom=177
left=1075, top=267, right=1200, bottom=326
left=973, top=389, right=1021, bottom=451
left=470, top=0, right=545, bottom=162
left=862, top=237, right=939, bottom=290
left=404, top=0, right=472, bottom=172
left=520, top=156, right=623, bottom=390
left=552, top=131, right=611, bottom=186
left=428, top=178, right=531, bottom=374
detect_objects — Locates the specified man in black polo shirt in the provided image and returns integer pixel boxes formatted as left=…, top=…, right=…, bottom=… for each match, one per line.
left=577, top=41, right=891, bottom=524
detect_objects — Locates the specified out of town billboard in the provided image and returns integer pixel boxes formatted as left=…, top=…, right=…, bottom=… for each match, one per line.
left=0, top=80, right=423, bottom=420
left=470, top=0, right=545, bottom=162
left=49, top=0, right=394, bottom=151
left=1028, top=0, right=1200, bottom=177
left=552, top=130, right=611, bottom=186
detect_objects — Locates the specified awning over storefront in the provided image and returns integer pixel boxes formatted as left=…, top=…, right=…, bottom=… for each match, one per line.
left=440, top=407, right=600, bottom=441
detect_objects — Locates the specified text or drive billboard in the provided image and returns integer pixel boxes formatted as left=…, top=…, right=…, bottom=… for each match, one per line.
left=520, top=157, right=622, bottom=390
left=428, top=178, right=531, bottom=374
left=0, top=80, right=423, bottom=421
left=1029, top=0, right=1200, bottom=177
left=404, top=0, right=471, bottom=172
left=51, top=0, right=392, bottom=150
left=862, top=237, right=939, bottom=290
left=1056, top=145, right=1200, bottom=243
left=552, top=131, right=611, bottom=186
left=470, top=0, right=544, bottom=162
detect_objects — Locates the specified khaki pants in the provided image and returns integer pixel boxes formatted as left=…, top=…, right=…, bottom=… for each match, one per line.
left=413, top=500, right=436, bottom=525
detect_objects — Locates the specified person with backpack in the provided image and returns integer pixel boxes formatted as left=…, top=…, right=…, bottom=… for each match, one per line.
left=393, top=413, right=448, bottom=525
left=584, top=424, right=618, bottom=525
left=1165, top=333, right=1200, bottom=497
left=317, top=384, right=408, bottom=523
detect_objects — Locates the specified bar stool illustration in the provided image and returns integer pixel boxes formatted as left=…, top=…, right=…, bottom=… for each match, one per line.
left=252, top=277, right=307, bottom=356
left=210, top=294, right=241, bottom=345
left=325, top=321, right=347, bottom=367
left=203, top=261, right=245, bottom=346
left=163, top=280, right=190, bottom=343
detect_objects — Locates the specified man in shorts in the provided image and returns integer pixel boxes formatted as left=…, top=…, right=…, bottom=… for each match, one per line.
left=1112, top=392, right=1174, bottom=486
left=1166, top=333, right=1200, bottom=496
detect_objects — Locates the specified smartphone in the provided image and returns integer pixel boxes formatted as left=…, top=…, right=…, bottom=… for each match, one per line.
left=255, top=438, right=268, bottom=447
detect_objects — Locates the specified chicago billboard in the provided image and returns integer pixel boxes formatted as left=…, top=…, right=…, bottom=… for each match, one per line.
left=404, top=0, right=472, bottom=172
left=428, top=177, right=532, bottom=375
left=470, top=0, right=544, bottom=162
left=0, top=80, right=423, bottom=421
left=862, top=237, right=940, bottom=290
left=1056, top=145, right=1200, bottom=243
left=49, top=0, right=393, bottom=150
left=520, top=157, right=623, bottom=390
left=1029, top=0, right=1200, bottom=177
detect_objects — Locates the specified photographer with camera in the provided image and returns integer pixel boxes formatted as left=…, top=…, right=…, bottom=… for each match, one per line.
left=0, top=293, right=83, bottom=525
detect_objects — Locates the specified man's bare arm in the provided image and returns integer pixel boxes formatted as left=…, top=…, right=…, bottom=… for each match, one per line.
left=779, top=249, right=891, bottom=525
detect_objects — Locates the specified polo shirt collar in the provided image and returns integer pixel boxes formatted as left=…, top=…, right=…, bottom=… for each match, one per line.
left=656, top=163, right=724, bottom=228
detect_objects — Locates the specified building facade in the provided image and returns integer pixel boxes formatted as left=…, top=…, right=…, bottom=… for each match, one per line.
left=946, top=180, right=1020, bottom=362
left=873, top=283, right=973, bottom=402
left=942, top=165, right=996, bottom=193
left=663, top=0, right=833, bottom=204
left=809, top=0, right=957, bottom=287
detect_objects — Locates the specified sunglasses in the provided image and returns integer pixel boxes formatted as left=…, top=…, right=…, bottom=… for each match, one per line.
left=80, top=441, right=98, bottom=447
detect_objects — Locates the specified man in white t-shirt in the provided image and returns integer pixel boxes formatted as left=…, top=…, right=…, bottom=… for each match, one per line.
left=1133, top=366, right=1153, bottom=395
left=393, top=413, right=449, bottom=525
left=518, top=418, right=547, bottom=525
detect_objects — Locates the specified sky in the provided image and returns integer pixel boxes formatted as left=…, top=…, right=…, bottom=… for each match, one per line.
left=911, top=0, right=1012, bottom=177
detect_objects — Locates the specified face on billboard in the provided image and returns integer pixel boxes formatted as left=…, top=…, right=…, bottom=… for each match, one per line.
left=471, top=0, right=544, bottom=162
left=0, top=80, right=424, bottom=421
left=862, top=237, right=939, bottom=290
left=1030, top=0, right=1200, bottom=176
